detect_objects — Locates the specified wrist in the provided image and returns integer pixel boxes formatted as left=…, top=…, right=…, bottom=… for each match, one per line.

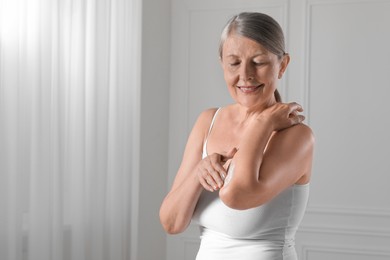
left=252, top=114, right=275, bottom=132
left=241, top=116, right=274, bottom=146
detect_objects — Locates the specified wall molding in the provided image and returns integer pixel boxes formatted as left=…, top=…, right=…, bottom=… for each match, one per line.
left=307, top=0, right=390, bottom=6
left=306, top=205, right=390, bottom=218
left=302, top=205, right=390, bottom=237
left=303, top=0, right=390, bottom=124
left=299, top=225, right=390, bottom=238
left=129, top=0, right=142, bottom=259
left=298, top=204, right=390, bottom=256
left=301, top=244, right=390, bottom=259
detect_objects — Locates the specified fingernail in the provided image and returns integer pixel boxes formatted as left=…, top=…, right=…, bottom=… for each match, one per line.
left=221, top=174, right=226, bottom=180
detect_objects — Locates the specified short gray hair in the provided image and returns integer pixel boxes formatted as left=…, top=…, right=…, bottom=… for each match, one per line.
left=219, top=12, right=286, bottom=60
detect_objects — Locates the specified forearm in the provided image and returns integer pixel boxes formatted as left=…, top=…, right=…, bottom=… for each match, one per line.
left=220, top=118, right=274, bottom=208
left=232, top=118, right=274, bottom=186
left=159, top=171, right=203, bottom=234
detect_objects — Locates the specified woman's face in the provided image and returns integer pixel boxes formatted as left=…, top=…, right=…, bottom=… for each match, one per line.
left=221, top=34, right=289, bottom=109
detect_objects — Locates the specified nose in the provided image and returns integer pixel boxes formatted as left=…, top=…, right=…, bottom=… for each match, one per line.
left=239, top=62, right=255, bottom=82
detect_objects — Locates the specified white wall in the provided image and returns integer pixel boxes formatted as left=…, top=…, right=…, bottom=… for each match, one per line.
left=295, top=1, right=390, bottom=259
left=136, top=0, right=171, bottom=259
left=166, top=0, right=390, bottom=259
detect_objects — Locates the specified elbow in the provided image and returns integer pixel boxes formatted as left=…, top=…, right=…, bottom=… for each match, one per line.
left=160, top=221, right=186, bottom=235
left=219, top=181, right=270, bottom=210
left=219, top=185, right=261, bottom=210
left=159, top=209, right=187, bottom=235
left=219, top=188, right=244, bottom=209
left=220, top=163, right=268, bottom=209
left=161, top=223, right=183, bottom=235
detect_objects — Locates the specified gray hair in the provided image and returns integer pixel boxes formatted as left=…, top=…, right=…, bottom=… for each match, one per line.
left=219, top=12, right=286, bottom=60
left=219, top=12, right=286, bottom=102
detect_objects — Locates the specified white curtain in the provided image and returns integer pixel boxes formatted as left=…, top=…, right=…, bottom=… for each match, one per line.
left=0, top=0, right=140, bottom=259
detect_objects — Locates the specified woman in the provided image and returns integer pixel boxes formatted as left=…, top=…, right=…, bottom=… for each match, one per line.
left=160, top=12, right=314, bottom=260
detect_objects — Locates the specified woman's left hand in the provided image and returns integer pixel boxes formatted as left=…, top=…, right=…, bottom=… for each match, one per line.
left=254, top=102, right=305, bottom=131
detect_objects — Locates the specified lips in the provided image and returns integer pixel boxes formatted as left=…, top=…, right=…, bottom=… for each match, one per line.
left=237, top=84, right=264, bottom=93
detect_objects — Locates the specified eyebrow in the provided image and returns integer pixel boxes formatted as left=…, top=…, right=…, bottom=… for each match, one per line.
left=225, top=53, right=267, bottom=58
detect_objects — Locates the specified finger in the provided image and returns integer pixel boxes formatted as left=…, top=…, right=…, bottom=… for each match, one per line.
left=198, top=176, right=215, bottom=192
left=290, top=110, right=298, bottom=117
left=212, top=162, right=227, bottom=182
left=296, top=115, right=305, bottom=123
left=209, top=154, right=227, bottom=182
left=288, top=103, right=304, bottom=123
left=206, top=166, right=224, bottom=189
left=289, top=114, right=305, bottom=125
left=288, top=102, right=303, bottom=113
left=201, top=162, right=219, bottom=189
left=221, top=147, right=238, bottom=162
left=197, top=165, right=212, bottom=189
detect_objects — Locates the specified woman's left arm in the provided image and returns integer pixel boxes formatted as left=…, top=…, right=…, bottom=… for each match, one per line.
left=219, top=104, right=315, bottom=209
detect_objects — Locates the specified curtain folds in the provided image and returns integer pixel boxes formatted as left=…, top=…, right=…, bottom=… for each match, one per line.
left=0, top=0, right=140, bottom=259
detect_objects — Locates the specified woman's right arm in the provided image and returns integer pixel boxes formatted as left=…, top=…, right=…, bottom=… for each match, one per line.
left=159, top=108, right=226, bottom=234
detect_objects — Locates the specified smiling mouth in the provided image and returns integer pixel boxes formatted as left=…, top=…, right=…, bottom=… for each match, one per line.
left=237, top=84, right=264, bottom=93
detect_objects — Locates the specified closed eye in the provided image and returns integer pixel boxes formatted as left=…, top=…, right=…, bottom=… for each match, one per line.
left=253, top=61, right=266, bottom=66
left=229, top=62, right=240, bottom=66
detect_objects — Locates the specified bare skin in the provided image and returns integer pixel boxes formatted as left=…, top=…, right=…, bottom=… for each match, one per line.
left=159, top=34, right=314, bottom=234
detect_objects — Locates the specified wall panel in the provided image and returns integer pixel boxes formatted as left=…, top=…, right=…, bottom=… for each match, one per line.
left=167, top=0, right=390, bottom=259
left=305, top=0, right=390, bottom=224
left=298, top=0, right=390, bottom=258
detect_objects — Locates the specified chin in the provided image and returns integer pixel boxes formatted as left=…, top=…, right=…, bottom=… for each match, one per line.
left=239, top=98, right=274, bottom=111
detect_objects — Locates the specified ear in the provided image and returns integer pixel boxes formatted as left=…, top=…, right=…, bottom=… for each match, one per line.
left=278, top=54, right=290, bottom=79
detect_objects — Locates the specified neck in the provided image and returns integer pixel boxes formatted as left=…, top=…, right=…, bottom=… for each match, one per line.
left=236, top=98, right=277, bottom=122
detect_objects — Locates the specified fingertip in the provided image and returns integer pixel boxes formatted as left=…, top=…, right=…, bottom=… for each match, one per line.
left=292, top=102, right=303, bottom=111
left=207, top=183, right=215, bottom=192
left=295, top=105, right=303, bottom=112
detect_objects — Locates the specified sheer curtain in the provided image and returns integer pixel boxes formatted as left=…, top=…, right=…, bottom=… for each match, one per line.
left=0, top=0, right=140, bottom=259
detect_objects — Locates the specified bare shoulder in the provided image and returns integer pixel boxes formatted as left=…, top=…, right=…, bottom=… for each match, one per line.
left=272, top=123, right=315, bottom=149
left=189, top=107, right=220, bottom=142
left=194, top=108, right=220, bottom=131
left=286, top=123, right=314, bottom=139
left=198, top=107, right=220, bottom=121
left=265, top=123, right=314, bottom=184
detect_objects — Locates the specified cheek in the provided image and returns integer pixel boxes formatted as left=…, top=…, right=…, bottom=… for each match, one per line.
left=271, top=64, right=282, bottom=78
left=223, top=70, right=239, bottom=86
left=261, top=67, right=280, bottom=83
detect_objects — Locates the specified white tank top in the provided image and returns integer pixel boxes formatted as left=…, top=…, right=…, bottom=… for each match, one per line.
left=192, top=108, right=310, bottom=260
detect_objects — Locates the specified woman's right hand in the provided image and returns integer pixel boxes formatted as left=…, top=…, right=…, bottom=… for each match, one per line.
left=196, top=148, right=237, bottom=192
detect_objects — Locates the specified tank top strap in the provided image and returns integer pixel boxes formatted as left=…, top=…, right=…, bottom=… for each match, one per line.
left=202, top=108, right=221, bottom=158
